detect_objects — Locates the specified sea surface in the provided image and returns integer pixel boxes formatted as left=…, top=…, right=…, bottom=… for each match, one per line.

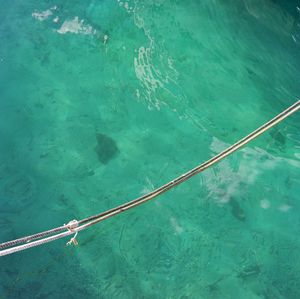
left=1, top=0, right=300, bottom=298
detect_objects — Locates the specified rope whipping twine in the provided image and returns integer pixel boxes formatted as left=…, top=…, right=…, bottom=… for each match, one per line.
left=1, top=100, right=299, bottom=257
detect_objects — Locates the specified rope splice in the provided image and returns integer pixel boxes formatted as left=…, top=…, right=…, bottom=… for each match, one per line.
left=0, top=100, right=299, bottom=257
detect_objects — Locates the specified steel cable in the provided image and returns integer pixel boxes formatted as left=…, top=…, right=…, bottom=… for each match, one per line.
left=0, top=100, right=299, bottom=257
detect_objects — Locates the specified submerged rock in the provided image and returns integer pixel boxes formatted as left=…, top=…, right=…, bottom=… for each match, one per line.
left=229, top=198, right=246, bottom=221
left=270, top=127, right=286, bottom=146
left=94, top=133, right=119, bottom=164
left=237, top=264, right=261, bottom=279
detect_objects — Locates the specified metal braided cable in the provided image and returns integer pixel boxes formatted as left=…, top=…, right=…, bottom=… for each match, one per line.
left=0, top=100, right=299, bottom=257
left=75, top=100, right=300, bottom=225
left=0, top=230, right=74, bottom=256
left=0, top=225, right=68, bottom=249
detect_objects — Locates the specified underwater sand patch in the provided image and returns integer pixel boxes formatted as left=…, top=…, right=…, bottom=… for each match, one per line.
left=32, top=6, right=57, bottom=21
left=57, top=17, right=96, bottom=35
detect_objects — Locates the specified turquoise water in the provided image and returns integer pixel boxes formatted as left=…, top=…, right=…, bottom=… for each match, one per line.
left=1, top=0, right=300, bottom=298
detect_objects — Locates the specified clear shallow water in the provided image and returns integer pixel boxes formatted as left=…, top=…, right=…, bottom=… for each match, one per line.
left=0, top=0, right=300, bottom=298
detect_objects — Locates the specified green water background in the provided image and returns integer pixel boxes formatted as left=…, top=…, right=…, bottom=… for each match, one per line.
left=1, top=0, right=300, bottom=298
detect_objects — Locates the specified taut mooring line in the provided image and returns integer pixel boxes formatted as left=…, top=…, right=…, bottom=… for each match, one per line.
left=1, top=100, right=299, bottom=257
